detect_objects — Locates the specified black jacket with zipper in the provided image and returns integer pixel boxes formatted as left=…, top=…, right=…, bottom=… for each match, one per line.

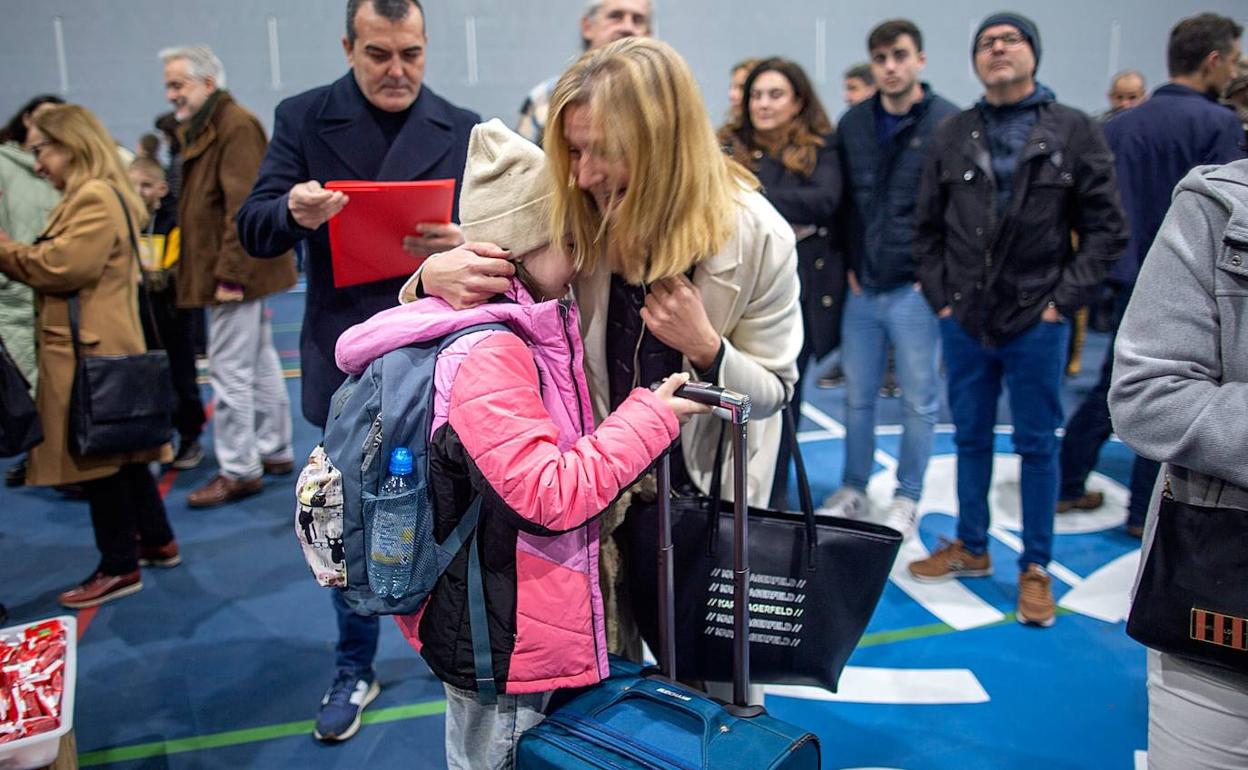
left=914, top=100, right=1128, bottom=345
left=753, top=138, right=844, bottom=358
left=839, top=85, right=958, bottom=290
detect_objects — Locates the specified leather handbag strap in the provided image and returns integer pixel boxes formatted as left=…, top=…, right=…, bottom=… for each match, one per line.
left=705, top=403, right=818, bottom=558
left=68, top=185, right=165, bottom=359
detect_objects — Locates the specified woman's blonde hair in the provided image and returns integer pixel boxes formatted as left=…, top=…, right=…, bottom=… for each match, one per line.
left=545, top=38, right=757, bottom=285
left=33, top=104, right=147, bottom=226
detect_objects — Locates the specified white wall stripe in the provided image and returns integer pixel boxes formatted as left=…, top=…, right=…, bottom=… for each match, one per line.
left=465, top=16, right=479, bottom=86
left=267, top=16, right=283, bottom=91
left=53, top=16, right=69, bottom=94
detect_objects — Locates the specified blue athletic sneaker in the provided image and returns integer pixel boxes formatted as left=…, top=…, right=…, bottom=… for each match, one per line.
left=314, top=670, right=380, bottom=742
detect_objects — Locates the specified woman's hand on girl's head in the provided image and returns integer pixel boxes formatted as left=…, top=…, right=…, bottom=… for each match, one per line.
left=640, top=275, right=721, bottom=370
left=421, top=242, right=516, bottom=309
left=653, top=372, right=713, bottom=424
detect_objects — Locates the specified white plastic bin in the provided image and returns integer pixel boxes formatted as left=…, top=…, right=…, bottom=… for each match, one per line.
left=0, top=615, right=77, bottom=770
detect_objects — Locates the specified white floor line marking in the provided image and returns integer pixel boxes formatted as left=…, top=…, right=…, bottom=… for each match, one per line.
left=797, top=430, right=839, bottom=443
left=798, top=403, right=845, bottom=437
left=1134, top=750, right=1147, bottom=770
left=765, top=666, right=989, bottom=705
left=887, top=538, right=1008, bottom=630
left=1058, top=549, right=1142, bottom=623
left=988, top=525, right=1085, bottom=588
left=798, top=417, right=1124, bottom=443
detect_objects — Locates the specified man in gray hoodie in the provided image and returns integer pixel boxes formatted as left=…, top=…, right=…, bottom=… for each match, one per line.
left=1109, top=159, right=1248, bottom=769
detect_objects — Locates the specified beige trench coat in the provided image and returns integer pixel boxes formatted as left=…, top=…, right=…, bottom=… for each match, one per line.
left=0, top=179, right=168, bottom=486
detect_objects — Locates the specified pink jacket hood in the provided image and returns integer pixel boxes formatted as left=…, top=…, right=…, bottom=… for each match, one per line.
left=336, top=281, right=575, bottom=377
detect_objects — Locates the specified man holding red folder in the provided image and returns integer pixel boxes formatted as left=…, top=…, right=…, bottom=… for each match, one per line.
left=237, top=0, right=478, bottom=744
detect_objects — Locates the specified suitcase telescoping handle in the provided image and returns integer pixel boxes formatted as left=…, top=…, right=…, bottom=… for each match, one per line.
left=652, top=381, right=752, bottom=707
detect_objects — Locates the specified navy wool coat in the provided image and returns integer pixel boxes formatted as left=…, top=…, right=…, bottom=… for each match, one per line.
left=237, top=73, right=479, bottom=427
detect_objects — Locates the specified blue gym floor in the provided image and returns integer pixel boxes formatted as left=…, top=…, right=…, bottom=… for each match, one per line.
left=1, top=284, right=1147, bottom=769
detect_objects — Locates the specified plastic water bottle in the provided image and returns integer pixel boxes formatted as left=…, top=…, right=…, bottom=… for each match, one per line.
left=369, top=447, right=417, bottom=598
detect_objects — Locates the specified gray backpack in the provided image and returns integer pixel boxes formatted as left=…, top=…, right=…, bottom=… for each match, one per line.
left=294, top=323, right=507, bottom=616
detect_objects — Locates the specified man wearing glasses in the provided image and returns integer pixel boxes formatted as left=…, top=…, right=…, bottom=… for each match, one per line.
left=911, top=12, right=1127, bottom=627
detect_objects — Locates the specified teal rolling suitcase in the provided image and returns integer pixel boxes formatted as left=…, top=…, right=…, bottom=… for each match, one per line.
left=516, top=383, right=821, bottom=769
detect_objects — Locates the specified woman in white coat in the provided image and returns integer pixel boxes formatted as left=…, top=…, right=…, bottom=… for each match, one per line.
left=416, top=38, right=802, bottom=663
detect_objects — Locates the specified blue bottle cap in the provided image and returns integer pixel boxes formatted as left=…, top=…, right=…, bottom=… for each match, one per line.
left=388, top=447, right=413, bottom=476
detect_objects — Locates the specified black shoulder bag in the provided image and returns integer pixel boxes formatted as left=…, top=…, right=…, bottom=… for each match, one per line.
left=622, top=407, right=903, bottom=692
left=67, top=187, right=173, bottom=456
left=1126, top=472, right=1248, bottom=674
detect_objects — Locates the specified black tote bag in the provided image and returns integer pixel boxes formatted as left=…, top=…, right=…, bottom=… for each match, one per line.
left=0, top=336, right=42, bottom=458
left=1126, top=480, right=1248, bottom=674
left=621, top=409, right=902, bottom=691
left=67, top=187, right=173, bottom=457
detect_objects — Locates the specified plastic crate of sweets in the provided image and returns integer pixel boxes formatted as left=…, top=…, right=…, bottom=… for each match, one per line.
left=0, top=616, right=76, bottom=770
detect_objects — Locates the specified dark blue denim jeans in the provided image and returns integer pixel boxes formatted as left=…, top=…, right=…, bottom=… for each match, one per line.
left=333, top=588, right=379, bottom=675
left=1059, top=289, right=1158, bottom=529
left=941, top=316, right=1070, bottom=570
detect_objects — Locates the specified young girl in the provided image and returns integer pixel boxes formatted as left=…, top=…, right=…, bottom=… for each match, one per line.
left=334, top=119, right=707, bottom=769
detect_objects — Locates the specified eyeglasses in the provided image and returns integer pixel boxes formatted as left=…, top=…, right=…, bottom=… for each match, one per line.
left=975, top=32, right=1027, bottom=52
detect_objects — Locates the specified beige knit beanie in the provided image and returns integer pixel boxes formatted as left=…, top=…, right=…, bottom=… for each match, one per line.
left=459, top=119, right=552, bottom=257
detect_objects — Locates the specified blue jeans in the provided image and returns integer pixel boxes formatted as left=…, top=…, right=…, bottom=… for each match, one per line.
left=941, top=317, right=1070, bottom=570
left=840, top=284, right=940, bottom=501
left=332, top=588, right=379, bottom=675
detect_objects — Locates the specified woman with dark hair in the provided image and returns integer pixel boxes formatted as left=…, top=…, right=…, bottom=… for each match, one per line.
left=0, top=104, right=178, bottom=608
left=0, top=94, right=64, bottom=486
left=724, top=57, right=843, bottom=507
left=0, top=94, right=64, bottom=146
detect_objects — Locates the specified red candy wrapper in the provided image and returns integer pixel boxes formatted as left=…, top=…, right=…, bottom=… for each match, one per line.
left=0, top=619, right=66, bottom=736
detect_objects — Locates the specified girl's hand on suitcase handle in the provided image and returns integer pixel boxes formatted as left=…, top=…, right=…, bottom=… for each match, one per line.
left=653, top=373, right=712, bottom=424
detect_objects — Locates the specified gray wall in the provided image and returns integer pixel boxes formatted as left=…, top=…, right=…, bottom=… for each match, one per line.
left=1, top=0, right=1243, bottom=149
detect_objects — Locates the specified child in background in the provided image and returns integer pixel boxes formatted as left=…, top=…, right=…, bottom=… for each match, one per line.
left=128, top=158, right=205, bottom=470
left=334, top=120, right=708, bottom=769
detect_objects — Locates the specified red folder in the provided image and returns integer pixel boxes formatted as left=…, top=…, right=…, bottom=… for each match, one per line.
left=325, top=179, right=456, bottom=288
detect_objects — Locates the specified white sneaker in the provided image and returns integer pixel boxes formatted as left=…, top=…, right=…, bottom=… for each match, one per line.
left=880, top=496, right=918, bottom=537
left=818, top=487, right=868, bottom=519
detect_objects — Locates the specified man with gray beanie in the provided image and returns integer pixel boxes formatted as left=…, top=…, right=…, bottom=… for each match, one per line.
left=912, top=12, right=1128, bottom=627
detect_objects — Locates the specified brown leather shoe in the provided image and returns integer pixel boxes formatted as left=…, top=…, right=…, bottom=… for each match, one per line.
left=1017, top=564, right=1056, bottom=627
left=58, top=571, right=142, bottom=609
left=908, top=539, right=992, bottom=583
left=138, top=540, right=182, bottom=568
left=262, top=459, right=295, bottom=476
left=1057, top=490, right=1104, bottom=514
left=187, top=474, right=263, bottom=508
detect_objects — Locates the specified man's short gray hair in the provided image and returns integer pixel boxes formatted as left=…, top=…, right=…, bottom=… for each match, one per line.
left=1110, top=69, right=1146, bottom=89
left=583, top=0, right=655, bottom=22
left=159, top=45, right=227, bottom=88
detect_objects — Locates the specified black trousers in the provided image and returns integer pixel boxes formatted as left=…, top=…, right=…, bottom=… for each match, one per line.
left=139, top=282, right=206, bottom=441
left=83, top=463, right=174, bottom=575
